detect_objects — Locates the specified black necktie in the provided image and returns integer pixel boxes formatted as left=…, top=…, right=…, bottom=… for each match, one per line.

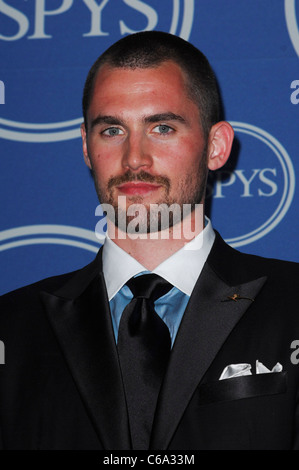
left=117, top=274, right=172, bottom=450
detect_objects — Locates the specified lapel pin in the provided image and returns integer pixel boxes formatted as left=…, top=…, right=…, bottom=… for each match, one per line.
left=221, top=293, right=255, bottom=302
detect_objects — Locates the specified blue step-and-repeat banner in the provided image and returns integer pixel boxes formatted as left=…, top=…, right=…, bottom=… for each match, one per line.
left=0, top=0, right=298, bottom=295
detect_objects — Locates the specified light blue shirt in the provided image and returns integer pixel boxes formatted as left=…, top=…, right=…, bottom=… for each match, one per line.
left=102, top=218, right=215, bottom=347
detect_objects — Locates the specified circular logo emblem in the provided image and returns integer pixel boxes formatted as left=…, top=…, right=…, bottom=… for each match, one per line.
left=0, top=225, right=101, bottom=253
left=285, top=0, right=299, bottom=57
left=0, top=0, right=195, bottom=143
left=208, top=122, right=295, bottom=247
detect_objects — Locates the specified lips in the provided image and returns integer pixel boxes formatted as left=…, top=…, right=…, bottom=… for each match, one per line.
left=117, top=182, right=162, bottom=196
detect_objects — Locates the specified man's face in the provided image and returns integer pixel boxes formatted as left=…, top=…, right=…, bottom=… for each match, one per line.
left=81, top=61, right=208, bottom=232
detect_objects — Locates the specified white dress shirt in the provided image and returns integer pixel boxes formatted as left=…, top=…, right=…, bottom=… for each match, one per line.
left=102, top=217, right=215, bottom=299
left=102, top=218, right=215, bottom=344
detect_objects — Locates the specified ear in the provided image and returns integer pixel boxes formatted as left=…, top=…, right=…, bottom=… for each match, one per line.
left=207, top=121, right=234, bottom=171
left=80, top=123, right=92, bottom=169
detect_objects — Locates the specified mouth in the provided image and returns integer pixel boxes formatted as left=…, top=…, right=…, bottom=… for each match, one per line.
left=116, top=182, right=162, bottom=196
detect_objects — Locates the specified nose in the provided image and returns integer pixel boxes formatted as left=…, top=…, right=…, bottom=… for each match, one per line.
left=122, top=131, right=153, bottom=172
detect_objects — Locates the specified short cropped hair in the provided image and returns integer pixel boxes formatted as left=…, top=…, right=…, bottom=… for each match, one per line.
left=82, top=31, right=220, bottom=139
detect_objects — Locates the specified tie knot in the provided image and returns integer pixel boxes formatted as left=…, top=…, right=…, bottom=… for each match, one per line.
left=126, top=274, right=172, bottom=303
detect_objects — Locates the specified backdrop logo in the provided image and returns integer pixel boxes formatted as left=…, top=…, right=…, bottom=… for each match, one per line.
left=0, top=225, right=101, bottom=254
left=0, top=0, right=195, bottom=143
left=285, top=0, right=299, bottom=57
left=208, top=122, right=295, bottom=247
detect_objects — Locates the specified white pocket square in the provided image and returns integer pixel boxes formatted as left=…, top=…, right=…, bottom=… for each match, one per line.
left=219, top=360, right=283, bottom=380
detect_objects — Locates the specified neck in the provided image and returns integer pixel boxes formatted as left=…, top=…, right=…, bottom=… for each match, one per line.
left=106, top=206, right=205, bottom=270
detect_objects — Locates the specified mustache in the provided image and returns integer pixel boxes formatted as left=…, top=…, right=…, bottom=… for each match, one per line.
left=107, top=171, right=171, bottom=192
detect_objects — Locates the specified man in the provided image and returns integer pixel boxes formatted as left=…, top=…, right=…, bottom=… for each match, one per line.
left=0, top=31, right=299, bottom=450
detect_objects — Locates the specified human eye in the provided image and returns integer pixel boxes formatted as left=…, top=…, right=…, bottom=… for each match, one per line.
left=152, top=124, right=174, bottom=135
left=101, top=127, right=124, bottom=137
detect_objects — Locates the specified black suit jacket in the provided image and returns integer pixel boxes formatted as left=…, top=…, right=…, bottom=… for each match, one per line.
left=1, top=233, right=299, bottom=450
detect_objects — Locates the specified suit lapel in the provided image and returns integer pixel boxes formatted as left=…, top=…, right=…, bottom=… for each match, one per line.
left=40, top=250, right=131, bottom=450
left=151, top=238, right=267, bottom=450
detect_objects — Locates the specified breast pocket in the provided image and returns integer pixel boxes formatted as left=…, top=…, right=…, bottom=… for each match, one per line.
left=197, top=372, right=287, bottom=405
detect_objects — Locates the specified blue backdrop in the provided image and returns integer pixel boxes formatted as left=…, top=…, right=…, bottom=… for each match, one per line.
left=1, top=0, right=298, bottom=295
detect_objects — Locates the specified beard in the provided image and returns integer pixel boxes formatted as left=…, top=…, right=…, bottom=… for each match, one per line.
left=91, top=150, right=208, bottom=235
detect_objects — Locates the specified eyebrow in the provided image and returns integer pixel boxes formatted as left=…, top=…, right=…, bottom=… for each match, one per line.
left=90, top=115, right=125, bottom=129
left=143, top=113, right=187, bottom=125
left=90, top=112, right=188, bottom=130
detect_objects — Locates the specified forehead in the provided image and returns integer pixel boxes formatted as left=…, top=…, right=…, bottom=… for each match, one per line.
left=88, top=61, right=194, bottom=117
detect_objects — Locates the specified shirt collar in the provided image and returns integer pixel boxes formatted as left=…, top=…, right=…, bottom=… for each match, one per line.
left=102, top=217, right=215, bottom=300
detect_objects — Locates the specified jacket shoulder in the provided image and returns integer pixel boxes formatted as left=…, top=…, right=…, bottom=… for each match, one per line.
left=1, top=270, right=80, bottom=307
left=210, top=231, right=299, bottom=284
left=0, top=249, right=101, bottom=311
